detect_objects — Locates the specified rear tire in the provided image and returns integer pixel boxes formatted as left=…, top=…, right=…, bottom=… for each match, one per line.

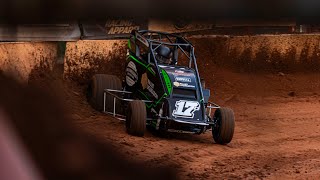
left=87, top=74, right=122, bottom=112
left=212, top=107, right=235, bottom=144
left=126, top=100, right=146, bottom=137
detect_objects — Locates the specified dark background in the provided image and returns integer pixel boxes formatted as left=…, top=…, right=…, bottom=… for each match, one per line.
left=1, top=0, right=320, bottom=23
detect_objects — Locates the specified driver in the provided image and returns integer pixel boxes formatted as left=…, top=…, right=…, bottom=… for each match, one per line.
left=155, top=45, right=173, bottom=65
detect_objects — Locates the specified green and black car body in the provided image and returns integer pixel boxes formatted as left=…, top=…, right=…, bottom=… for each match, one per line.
left=124, top=30, right=215, bottom=134
left=88, top=30, right=235, bottom=144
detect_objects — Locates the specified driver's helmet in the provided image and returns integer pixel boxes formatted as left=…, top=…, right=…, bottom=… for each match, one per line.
left=155, top=45, right=172, bottom=64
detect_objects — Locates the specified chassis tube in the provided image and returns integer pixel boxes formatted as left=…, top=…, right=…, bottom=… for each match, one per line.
left=149, top=42, right=168, bottom=97
left=191, top=47, right=206, bottom=122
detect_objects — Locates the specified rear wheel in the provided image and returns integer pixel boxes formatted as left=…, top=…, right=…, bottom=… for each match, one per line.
left=212, top=107, right=235, bottom=144
left=87, top=74, right=122, bottom=112
left=126, top=100, right=146, bottom=137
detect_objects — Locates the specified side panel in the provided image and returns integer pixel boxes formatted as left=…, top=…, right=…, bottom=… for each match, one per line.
left=124, top=55, right=165, bottom=113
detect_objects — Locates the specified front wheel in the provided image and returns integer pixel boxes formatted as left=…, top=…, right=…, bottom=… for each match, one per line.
left=212, top=107, right=235, bottom=144
left=126, top=100, right=146, bottom=137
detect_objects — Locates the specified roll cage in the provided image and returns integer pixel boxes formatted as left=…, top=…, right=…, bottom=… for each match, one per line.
left=131, top=30, right=194, bottom=67
left=129, top=30, right=206, bottom=118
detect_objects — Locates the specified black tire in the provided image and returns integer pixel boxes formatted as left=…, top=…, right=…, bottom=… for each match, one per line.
left=212, top=107, right=235, bottom=144
left=87, top=74, right=122, bottom=112
left=126, top=100, right=146, bottom=137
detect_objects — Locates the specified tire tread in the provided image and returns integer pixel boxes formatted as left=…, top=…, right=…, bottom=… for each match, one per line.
left=213, top=107, right=235, bottom=144
left=88, top=74, right=121, bottom=111
left=126, top=100, right=146, bottom=136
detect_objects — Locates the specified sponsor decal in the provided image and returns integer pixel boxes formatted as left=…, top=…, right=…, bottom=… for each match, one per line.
left=172, top=100, right=200, bottom=118
left=174, top=70, right=185, bottom=74
left=147, top=79, right=158, bottom=99
left=173, top=82, right=195, bottom=88
left=173, top=82, right=180, bottom=87
left=172, top=70, right=193, bottom=78
left=175, top=76, right=192, bottom=83
left=177, top=73, right=193, bottom=77
left=126, top=61, right=138, bottom=86
left=180, top=83, right=195, bottom=88
left=173, top=81, right=195, bottom=88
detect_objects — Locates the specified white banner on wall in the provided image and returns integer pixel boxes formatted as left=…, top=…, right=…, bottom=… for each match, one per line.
left=0, top=23, right=81, bottom=42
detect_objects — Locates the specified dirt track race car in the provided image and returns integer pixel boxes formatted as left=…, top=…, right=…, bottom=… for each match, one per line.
left=87, top=30, right=235, bottom=144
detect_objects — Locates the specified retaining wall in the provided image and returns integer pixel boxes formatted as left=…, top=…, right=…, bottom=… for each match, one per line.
left=0, top=42, right=58, bottom=82
left=64, top=34, right=320, bottom=83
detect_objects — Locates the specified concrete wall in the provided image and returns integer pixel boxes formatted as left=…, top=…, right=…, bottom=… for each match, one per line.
left=63, top=40, right=127, bottom=84
left=51, top=34, right=320, bottom=84
left=1, top=34, right=317, bottom=84
left=64, top=34, right=320, bottom=83
left=191, top=34, right=320, bottom=72
left=0, top=42, right=58, bottom=82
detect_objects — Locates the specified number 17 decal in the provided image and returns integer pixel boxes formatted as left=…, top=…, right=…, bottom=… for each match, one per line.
left=172, top=100, right=200, bottom=118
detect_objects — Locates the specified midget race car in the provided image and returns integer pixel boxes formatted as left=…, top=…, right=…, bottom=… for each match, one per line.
left=87, top=30, right=235, bottom=144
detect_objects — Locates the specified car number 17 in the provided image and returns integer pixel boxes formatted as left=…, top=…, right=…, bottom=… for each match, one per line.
left=172, top=100, right=200, bottom=118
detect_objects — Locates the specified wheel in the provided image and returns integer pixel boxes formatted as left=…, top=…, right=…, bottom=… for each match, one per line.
left=126, top=100, right=146, bottom=136
left=87, top=74, right=122, bottom=112
left=212, top=107, right=235, bottom=144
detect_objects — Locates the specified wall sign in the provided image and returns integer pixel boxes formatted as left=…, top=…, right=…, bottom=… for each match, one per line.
left=81, top=18, right=148, bottom=39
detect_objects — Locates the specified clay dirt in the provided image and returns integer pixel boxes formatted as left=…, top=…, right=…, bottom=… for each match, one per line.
left=47, top=64, right=320, bottom=179
left=1, top=37, right=320, bottom=179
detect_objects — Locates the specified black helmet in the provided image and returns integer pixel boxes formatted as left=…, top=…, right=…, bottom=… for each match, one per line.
left=156, top=45, right=171, bottom=58
left=155, top=45, right=172, bottom=64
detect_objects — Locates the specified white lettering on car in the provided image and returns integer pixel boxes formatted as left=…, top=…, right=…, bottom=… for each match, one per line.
left=172, top=100, right=200, bottom=118
left=175, top=77, right=192, bottom=83
left=125, top=61, right=138, bottom=86
left=173, top=82, right=195, bottom=88
left=147, top=79, right=158, bottom=99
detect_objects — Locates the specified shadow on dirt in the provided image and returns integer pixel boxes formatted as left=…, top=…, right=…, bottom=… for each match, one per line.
left=147, top=127, right=214, bottom=145
left=0, top=72, right=177, bottom=180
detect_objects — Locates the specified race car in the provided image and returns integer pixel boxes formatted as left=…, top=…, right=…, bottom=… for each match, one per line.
left=87, top=30, right=235, bottom=144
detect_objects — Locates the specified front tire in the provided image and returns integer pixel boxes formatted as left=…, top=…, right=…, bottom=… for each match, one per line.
left=212, top=107, right=235, bottom=144
left=126, top=100, right=146, bottom=137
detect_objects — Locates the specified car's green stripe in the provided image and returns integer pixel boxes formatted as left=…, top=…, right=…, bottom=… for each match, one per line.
left=161, top=69, right=172, bottom=94
left=155, top=93, right=168, bottom=105
left=128, top=39, right=131, bottom=49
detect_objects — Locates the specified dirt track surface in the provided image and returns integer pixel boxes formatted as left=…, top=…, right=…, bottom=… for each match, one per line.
left=47, top=66, right=320, bottom=180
